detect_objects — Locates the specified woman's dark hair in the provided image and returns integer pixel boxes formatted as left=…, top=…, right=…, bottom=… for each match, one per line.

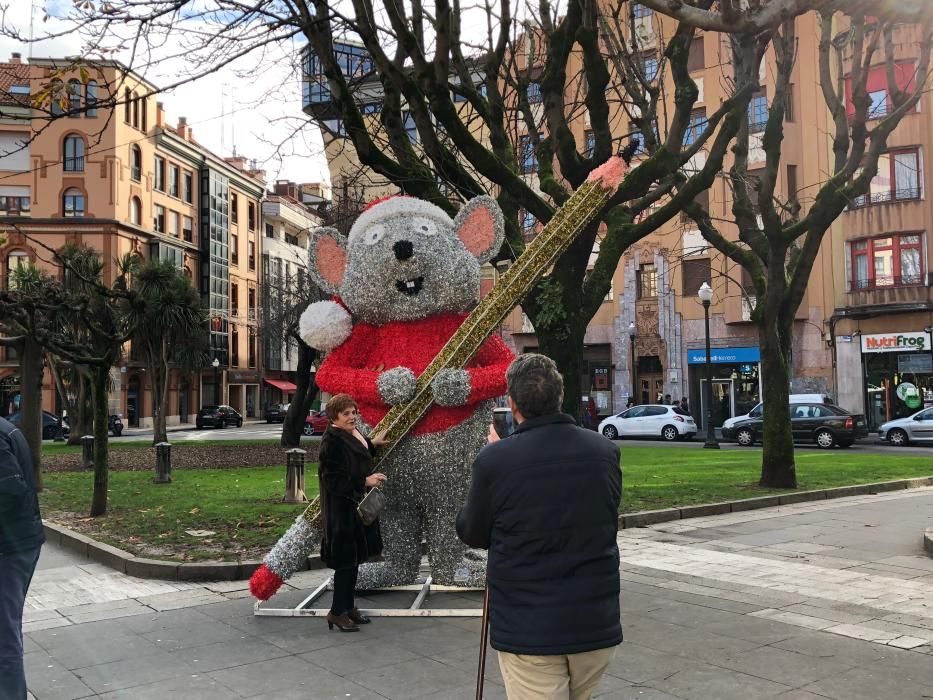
left=506, top=353, right=564, bottom=418
left=325, top=393, right=358, bottom=421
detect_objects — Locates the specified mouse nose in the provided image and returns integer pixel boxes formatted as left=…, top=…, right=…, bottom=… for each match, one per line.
left=393, top=240, right=414, bottom=261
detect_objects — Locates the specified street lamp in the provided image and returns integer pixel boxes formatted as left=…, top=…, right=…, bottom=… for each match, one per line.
left=628, top=321, right=637, bottom=405
left=212, top=357, right=221, bottom=406
left=698, top=282, right=720, bottom=449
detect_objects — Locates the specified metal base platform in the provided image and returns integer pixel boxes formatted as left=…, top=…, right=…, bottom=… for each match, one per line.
left=254, top=576, right=484, bottom=617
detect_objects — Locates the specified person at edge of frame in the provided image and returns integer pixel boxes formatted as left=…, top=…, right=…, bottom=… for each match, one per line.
left=456, top=353, right=623, bottom=700
left=0, top=415, right=45, bottom=700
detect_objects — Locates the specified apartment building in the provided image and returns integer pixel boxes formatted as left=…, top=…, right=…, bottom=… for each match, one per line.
left=0, top=55, right=266, bottom=425
left=260, top=180, right=324, bottom=409
left=301, top=9, right=932, bottom=431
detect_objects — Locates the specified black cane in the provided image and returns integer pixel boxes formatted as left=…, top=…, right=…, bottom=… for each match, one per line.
left=475, top=582, right=490, bottom=700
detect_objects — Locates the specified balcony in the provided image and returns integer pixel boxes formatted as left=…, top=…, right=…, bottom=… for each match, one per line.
left=847, top=274, right=933, bottom=308
left=850, top=187, right=921, bottom=209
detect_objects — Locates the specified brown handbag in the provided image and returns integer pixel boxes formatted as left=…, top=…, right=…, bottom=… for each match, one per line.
left=356, top=486, right=386, bottom=526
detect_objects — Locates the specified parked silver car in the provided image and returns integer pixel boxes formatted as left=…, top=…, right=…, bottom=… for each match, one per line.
left=878, top=407, right=933, bottom=446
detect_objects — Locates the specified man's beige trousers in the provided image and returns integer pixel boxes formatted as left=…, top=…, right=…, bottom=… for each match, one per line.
left=497, top=646, right=617, bottom=699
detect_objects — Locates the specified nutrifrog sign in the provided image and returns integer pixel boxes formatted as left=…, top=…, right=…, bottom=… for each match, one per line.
left=861, top=332, right=928, bottom=353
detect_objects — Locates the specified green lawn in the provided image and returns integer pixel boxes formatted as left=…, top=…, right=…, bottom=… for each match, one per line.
left=38, top=446, right=933, bottom=561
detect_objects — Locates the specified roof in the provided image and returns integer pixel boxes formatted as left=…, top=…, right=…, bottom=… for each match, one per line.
left=0, top=62, right=32, bottom=93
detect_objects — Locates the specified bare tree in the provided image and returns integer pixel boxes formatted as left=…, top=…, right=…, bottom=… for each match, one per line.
left=681, top=14, right=933, bottom=487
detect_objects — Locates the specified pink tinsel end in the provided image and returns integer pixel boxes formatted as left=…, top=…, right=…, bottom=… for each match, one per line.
left=250, top=564, right=284, bottom=601
left=586, top=156, right=627, bottom=191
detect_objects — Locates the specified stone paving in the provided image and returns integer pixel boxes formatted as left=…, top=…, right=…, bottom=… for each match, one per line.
left=24, top=487, right=933, bottom=699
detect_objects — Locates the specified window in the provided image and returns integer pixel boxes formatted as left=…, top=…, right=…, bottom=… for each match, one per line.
left=786, top=164, right=798, bottom=200
left=853, top=148, right=922, bottom=207
left=130, top=145, right=141, bottom=181
left=63, top=188, right=85, bottom=217
left=67, top=79, right=81, bottom=115
left=141, top=97, right=147, bottom=131
left=183, top=172, right=193, bottom=203
left=519, top=134, right=538, bottom=173
left=682, top=258, right=711, bottom=297
left=231, top=283, right=239, bottom=313
left=846, top=62, right=919, bottom=120
left=248, top=202, right=256, bottom=230
left=748, top=92, right=767, bottom=133
left=248, top=328, right=256, bottom=368
left=687, top=38, right=705, bottom=72
left=265, top=223, right=274, bottom=238
left=522, top=210, right=536, bottom=233
left=169, top=165, right=179, bottom=197
left=0, top=132, right=30, bottom=171
left=182, top=215, right=193, bottom=242
left=784, top=86, right=795, bottom=122
left=285, top=232, right=299, bottom=246
left=130, top=196, right=142, bottom=225
left=231, top=233, right=239, bottom=265
left=6, top=251, right=28, bottom=289
left=850, top=232, right=925, bottom=290
left=637, top=262, right=658, bottom=298
left=150, top=242, right=183, bottom=269
left=154, top=157, right=165, bottom=191
left=49, top=79, right=64, bottom=116
left=153, top=204, right=165, bottom=233
left=403, top=111, right=418, bottom=143
left=168, top=211, right=179, bottom=237
left=641, top=55, right=659, bottom=82
left=85, top=81, right=97, bottom=117
left=230, top=193, right=239, bottom=223
left=633, top=3, right=652, bottom=18
left=584, top=130, right=596, bottom=158
left=0, top=187, right=30, bottom=216
left=231, top=327, right=239, bottom=366
left=527, top=81, right=542, bottom=104
left=683, top=109, right=707, bottom=146
left=124, top=88, right=131, bottom=123
left=361, top=102, right=382, bottom=113
left=132, top=93, right=139, bottom=128
left=63, top=134, right=84, bottom=171
left=248, top=240, right=256, bottom=271
left=248, top=287, right=256, bottom=318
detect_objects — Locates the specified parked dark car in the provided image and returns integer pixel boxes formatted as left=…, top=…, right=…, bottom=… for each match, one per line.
left=196, top=405, right=243, bottom=429
left=722, top=403, right=868, bottom=449
left=8, top=411, right=70, bottom=440
left=303, top=410, right=330, bottom=436
left=263, top=403, right=289, bottom=423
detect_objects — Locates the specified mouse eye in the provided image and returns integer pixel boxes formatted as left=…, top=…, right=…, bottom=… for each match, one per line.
left=363, top=225, right=386, bottom=245
left=413, top=218, right=438, bottom=236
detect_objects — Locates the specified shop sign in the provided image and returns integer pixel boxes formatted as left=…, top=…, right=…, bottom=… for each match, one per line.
left=687, top=347, right=760, bottom=364
left=228, top=370, right=261, bottom=384
left=896, top=382, right=923, bottom=410
left=861, top=332, right=928, bottom=353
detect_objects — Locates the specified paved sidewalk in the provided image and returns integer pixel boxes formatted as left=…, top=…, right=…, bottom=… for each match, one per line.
left=25, top=487, right=933, bottom=699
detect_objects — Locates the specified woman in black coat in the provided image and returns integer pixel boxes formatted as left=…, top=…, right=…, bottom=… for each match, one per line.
left=319, top=393, right=387, bottom=632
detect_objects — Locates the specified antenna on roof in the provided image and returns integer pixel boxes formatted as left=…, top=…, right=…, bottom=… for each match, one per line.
left=28, top=0, right=36, bottom=58
left=220, top=82, right=227, bottom=154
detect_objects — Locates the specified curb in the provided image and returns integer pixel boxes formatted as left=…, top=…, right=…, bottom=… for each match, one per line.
left=42, top=522, right=324, bottom=582
left=45, top=475, right=933, bottom=580
left=618, top=475, right=933, bottom=529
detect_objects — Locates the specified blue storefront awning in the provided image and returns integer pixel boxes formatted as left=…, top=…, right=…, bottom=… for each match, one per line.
left=687, top=346, right=760, bottom=364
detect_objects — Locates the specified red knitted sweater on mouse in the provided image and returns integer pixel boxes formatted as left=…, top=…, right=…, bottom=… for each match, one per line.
left=315, top=312, right=513, bottom=436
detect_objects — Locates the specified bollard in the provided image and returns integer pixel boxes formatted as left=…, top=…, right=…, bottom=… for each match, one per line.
left=283, top=448, right=308, bottom=503
left=153, top=442, right=172, bottom=484
left=81, top=435, right=94, bottom=471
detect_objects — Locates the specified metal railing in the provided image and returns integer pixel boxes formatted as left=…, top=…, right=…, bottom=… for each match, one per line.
left=851, top=274, right=925, bottom=291
left=850, top=187, right=921, bottom=208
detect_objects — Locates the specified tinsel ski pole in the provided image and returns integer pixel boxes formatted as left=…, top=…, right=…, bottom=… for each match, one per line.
left=250, top=151, right=633, bottom=601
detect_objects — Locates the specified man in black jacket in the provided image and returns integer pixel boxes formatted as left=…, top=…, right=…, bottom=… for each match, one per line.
left=0, top=415, right=44, bottom=700
left=457, top=354, right=622, bottom=699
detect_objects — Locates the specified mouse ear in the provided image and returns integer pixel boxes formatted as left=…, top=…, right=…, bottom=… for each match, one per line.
left=452, top=196, right=505, bottom=264
left=308, top=227, right=348, bottom=295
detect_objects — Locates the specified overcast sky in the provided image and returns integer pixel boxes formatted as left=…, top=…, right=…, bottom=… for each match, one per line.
left=0, top=0, right=331, bottom=187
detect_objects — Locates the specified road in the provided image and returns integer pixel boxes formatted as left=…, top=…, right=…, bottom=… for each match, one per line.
left=100, top=420, right=932, bottom=454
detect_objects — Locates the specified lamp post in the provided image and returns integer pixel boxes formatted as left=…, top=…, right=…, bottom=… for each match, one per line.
left=628, top=321, right=637, bottom=405
left=212, top=357, right=221, bottom=406
left=698, top=282, right=719, bottom=449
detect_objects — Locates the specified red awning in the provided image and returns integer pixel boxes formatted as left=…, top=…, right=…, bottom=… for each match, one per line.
left=264, top=379, right=297, bottom=392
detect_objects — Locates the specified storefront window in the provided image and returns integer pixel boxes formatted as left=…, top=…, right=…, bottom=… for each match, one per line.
left=864, top=351, right=933, bottom=429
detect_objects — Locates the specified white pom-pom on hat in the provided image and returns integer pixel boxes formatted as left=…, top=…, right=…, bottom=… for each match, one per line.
left=299, top=300, right=352, bottom=351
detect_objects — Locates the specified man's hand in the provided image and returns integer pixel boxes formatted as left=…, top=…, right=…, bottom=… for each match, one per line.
left=487, top=423, right=501, bottom=444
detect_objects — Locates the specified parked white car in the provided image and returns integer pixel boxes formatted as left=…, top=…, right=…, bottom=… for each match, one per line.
left=878, top=408, right=933, bottom=446
left=722, top=394, right=834, bottom=431
left=598, top=405, right=697, bottom=441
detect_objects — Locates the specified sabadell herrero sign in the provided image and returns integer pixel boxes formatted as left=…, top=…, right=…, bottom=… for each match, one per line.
left=861, top=332, right=929, bottom=353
